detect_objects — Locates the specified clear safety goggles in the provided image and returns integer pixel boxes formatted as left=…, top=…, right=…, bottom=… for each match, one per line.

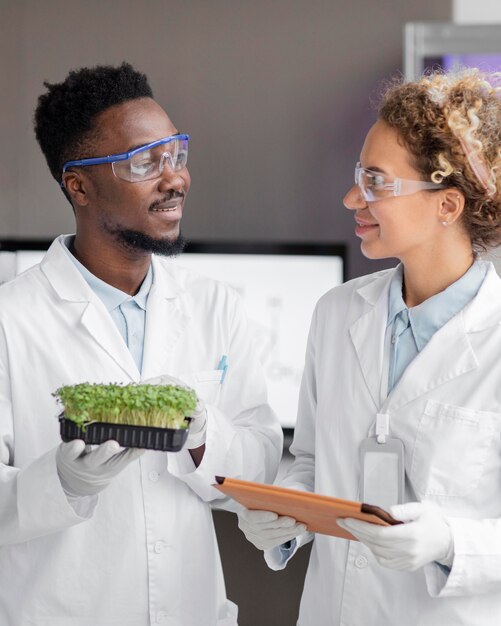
left=355, top=162, right=445, bottom=201
left=62, top=134, right=189, bottom=184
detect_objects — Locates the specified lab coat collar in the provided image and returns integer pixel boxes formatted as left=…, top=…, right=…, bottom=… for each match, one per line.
left=354, top=267, right=396, bottom=307
left=150, top=254, right=185, bottom=300
left=462, top=261, right=501, bottom=332
left=60, top=235, right=153, bottom=313
left=349, top=269, right=394, bottom=409
left=388, top=261, right=500, bottom=412
left=40, top=237, right=139, bottom=380
left=40, top=236, right=190, bottom=381
left=349, top=262, right=501, bottom=413
left=40, top=235, right=96, bottom=303
left=41, top=236, right=185, bottom=303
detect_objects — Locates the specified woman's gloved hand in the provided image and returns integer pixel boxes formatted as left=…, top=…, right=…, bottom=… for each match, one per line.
left=56, top=439, right=144, bottom=498
left=238, top=508, right=307, bottom=551
left=337, top=501, right=454, bottom=571
left=142, top=374, right=207, bottom=448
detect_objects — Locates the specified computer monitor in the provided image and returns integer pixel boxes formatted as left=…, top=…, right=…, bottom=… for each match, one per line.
left=0, top=240, right=346, bottom=430
left=404, top=22, right=501, bottom=80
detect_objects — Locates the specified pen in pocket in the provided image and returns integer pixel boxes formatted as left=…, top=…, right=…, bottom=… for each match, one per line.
left=217, top=355, right=228, bottom=384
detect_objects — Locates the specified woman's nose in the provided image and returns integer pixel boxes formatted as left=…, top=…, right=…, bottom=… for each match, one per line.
left=343, top=184, right=366, bottom=211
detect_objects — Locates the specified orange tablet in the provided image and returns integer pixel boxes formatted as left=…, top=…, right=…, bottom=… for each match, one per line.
left=214, top=476, right=401, bottom=541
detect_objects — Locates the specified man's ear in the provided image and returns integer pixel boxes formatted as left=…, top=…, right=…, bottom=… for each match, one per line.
left=61, top=172, right=90, bottom=207
left=438, top=189, right=465, bottom=227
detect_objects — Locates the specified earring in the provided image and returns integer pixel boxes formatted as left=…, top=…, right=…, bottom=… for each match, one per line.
left=441, top=221, right=449, bottom=226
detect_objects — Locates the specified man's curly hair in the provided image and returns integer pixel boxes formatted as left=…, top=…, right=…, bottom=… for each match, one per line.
left=378, top=69, right=501, bottom=252
left=34, top=62, right=153, bottom=187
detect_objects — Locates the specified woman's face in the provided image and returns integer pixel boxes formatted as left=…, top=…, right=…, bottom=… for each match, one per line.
left=343, top=120, right=445, bottom=262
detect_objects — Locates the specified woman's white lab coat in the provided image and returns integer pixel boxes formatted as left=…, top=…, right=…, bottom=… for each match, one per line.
left=0, top=236, right=282, bottom=626
left=269, top=261, right=501, bottom=626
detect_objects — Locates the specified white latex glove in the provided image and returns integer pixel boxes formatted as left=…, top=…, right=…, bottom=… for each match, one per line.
left=142, top=374, right=207, bottom=448
left=337, top=501, right=454, bottom=571
left=56, top=439, right=144, bottom=498
left=238, top=508, right=307, bottom=551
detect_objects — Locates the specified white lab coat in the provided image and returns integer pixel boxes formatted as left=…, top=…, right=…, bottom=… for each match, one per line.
left=268, top=261, right=501, bottom=626
left=0, top=236, right=282, bottom=626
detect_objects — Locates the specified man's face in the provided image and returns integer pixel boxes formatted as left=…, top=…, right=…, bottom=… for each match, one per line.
left=71, top=97, right=191, bottom=255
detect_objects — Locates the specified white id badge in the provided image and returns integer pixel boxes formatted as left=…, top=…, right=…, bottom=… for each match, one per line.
left=359, top=437, right=405, bottom=509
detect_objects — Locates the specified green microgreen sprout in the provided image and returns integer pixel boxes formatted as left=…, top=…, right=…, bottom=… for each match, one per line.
left=53, top=383, right=197, bottom=431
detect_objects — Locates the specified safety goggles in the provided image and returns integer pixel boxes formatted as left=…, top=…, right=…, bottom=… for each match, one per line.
left=61, top=134, right=189, bottom=184
left=355, top=162, right=445, bottom=201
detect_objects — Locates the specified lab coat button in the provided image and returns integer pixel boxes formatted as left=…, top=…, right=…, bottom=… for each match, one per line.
left=391, top=335, right=397, bottom=344
left=149, top=470, right=160, bottom=482
left=154, top=540, right=167, bottom=554
left=355, top=555, right=368, bottom=569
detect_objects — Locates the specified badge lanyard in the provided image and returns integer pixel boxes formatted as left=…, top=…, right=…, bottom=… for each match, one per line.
left=359, top=326, right=405, bottom=509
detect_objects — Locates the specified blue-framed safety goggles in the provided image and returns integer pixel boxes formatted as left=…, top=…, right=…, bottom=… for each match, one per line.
left=61, top=133, right=189, bottom=185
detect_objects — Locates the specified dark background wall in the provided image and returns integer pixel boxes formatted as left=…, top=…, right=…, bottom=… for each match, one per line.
left=1, top=0, right=451, bottom=281
left=1, top=2, right=452, bottom=624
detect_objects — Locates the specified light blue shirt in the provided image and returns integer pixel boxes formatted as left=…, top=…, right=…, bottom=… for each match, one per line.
left=61, top=236, right=153, bottom=373
left=387, top=261, right=487, bottom=392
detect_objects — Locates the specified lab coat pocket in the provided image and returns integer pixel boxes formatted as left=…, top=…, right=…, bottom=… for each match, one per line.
left=410, top=400, right=501, bottom=498
left=193, top=370, right=223, bottom=405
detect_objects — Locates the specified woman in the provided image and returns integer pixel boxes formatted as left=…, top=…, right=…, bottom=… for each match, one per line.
left=238, top=69, right=501, bottom=625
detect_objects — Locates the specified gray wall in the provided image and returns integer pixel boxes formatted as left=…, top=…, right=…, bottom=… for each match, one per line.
left=1, top=0, right=451, bottom=280
left=1, top=2, right=452, bottom=625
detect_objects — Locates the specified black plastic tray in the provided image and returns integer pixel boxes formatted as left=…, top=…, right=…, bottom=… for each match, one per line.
left=59, top=416, right=189, bottom=452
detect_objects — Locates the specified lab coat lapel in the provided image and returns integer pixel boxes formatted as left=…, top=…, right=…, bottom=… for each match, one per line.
left=385, top=312, right=478, bottom=410
left=80, top=302, right=140, bottom=380
left=141, top=257, right=191, bottom=379
left=385, top=262, right=501, bottom=410
left=349, top=270, right=393, bottom=409
left=41, top=235, right=140, bottom=381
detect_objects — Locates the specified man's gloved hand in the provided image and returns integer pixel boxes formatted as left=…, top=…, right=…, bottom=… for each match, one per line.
left=142, top=374, right=207, bottom=448
left=337, top=501, right=454, bottom=571
left=238, top=508, right=307, bottom=551
left=56, top=439, right=144, bottom=498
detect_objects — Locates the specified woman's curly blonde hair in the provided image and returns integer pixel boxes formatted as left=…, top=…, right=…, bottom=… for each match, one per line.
left=379, top=69, right=501, bottom=251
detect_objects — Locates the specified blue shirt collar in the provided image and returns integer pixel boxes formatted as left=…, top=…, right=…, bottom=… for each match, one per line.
left=387, top=261, right=487, bottom=351
left=388, top=265, right=407, bottom=323
left=61, top=235, right=153, bottom=312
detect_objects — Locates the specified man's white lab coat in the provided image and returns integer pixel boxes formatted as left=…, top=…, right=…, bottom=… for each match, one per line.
left=0, top=236, right=282, bottom=626
left=268, top=262, right=501, bottom=626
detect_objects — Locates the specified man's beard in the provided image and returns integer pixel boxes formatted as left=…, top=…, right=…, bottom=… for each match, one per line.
left=108, top=227, right=187, bottom=257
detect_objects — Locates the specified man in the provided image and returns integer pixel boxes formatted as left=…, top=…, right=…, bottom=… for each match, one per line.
left=0, top=63, right=282, bottom=626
